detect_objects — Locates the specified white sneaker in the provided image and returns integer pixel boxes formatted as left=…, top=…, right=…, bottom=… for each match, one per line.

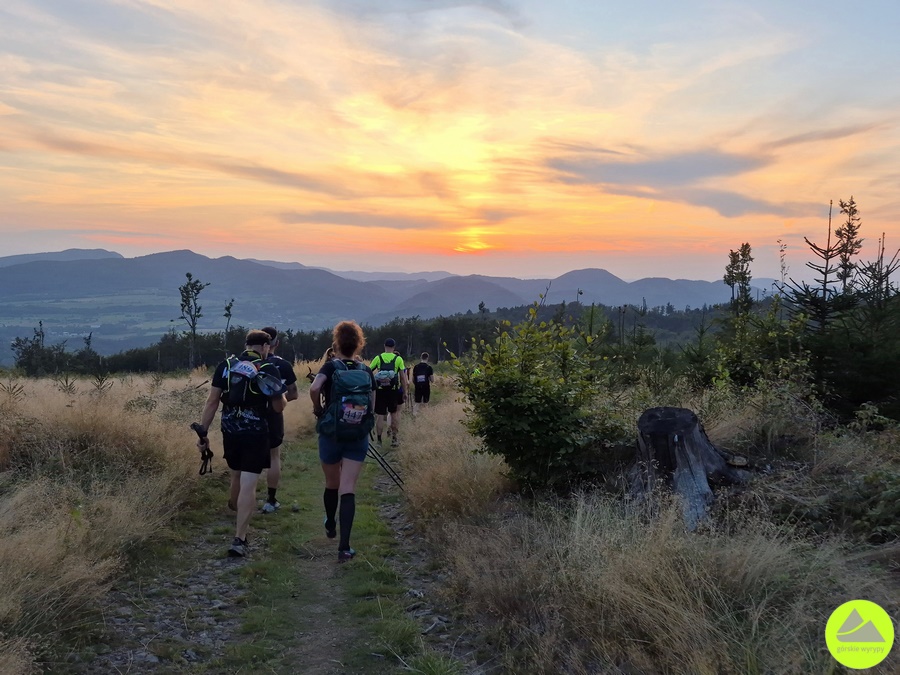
left=261, top=501, right=280, bottom=514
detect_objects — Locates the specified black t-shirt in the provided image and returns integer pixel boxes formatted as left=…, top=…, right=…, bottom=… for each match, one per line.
left=318, top=359, right=376, bottom=406
left=212, top=350, right=281, bottom=435
left=266, top=354, right=298, bottom=386
left=264, top=354, right=297, bottom=421
left=412, top=362, right=433, bottom=388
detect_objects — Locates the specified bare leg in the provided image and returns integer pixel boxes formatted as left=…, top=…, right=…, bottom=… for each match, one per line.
left=339, top=459, right=364, bottom=495
left=267, top=446, right=281, bottom=490
left=390, top=408, right=400, bottom=441
left=229, top=470, right=240, bottom=510
left=235, top=471, right=260, bottom=540
left=321, top=462, right=341, bottom=490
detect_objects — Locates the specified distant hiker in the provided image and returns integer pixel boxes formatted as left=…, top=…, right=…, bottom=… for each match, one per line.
left=412, top=352, right=435, bottom=415
left=370, top=338, right=408, bottom=448
left=196, top=329, right=287, bottom=558
left=309, top=321, right=376, bottom=563
left=261, top=326, right=299, bottom=514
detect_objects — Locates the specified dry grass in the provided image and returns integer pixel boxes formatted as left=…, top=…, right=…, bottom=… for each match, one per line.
left=442, top=494, right=896, bottom=674
left=0, top=638, right=37, bottom=675
left=0, top=374, right=201, bottom=668
left=286, top=360, right=318, bottom=438
left=398, top=395, right=510, bottom=521
left=403, top=379, right=899, bottom=674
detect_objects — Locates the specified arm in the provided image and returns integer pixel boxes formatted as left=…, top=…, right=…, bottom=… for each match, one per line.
left=285, top=382, right=299, bottom=402
left=270, top=393, right=287, bottom=413
left=309, top=373, right=327, bottom=417
left=197, top=386, right=222, bottom=448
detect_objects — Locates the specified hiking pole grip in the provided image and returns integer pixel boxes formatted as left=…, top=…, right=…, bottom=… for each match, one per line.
left=191, top=423, right=213, bottom=475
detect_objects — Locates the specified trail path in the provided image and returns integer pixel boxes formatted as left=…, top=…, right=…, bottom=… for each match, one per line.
left=72, top=435, right=485, bottom=674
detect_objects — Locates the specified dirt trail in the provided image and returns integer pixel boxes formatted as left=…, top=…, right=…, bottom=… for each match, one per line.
left=72, top=454, right=487, bottom=674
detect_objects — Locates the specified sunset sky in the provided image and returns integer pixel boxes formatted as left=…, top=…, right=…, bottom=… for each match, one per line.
left=1, top=0, right=898, bottom=281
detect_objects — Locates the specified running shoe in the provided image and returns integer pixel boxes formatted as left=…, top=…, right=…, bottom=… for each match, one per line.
left=261, top=500, right=280, bottom=514
left=227, top=537, right=248, bottom=558
left=337, top=548, right=356, bottom=563
left=324, top=516, right=337, bottom=539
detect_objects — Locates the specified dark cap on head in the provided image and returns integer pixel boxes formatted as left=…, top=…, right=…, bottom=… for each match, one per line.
left=245, top=329, right=271, bottom=347
left=262, top=326, right=278, bottom=343
left=384, top=338, right=396, bottom=348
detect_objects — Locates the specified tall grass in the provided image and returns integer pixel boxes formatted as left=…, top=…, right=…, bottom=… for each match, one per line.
left=442, top=494, right=897, bottom=673
left=0, top=374, right=201, bottom=668
left=398, top=397, right=510, bottom=521
left=402, top=381, right=899, bottom=674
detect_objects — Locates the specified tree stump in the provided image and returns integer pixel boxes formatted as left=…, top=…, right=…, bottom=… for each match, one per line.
left=630, top=406, right=749, bottom=530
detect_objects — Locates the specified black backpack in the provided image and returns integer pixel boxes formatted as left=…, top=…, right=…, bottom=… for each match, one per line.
left=374, top=354, right=399, bottom=390
left=316, top=360, right=375, bottom=441
left=225, top=354, right=286, bottom=407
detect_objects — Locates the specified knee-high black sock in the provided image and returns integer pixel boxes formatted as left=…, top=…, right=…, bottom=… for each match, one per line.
left=323, top=488, right=338, bottom=526
left=339, top=493, right=356, bottom=551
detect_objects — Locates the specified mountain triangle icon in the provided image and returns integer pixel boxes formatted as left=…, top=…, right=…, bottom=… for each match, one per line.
left=836, top=609, right=886, bottom=643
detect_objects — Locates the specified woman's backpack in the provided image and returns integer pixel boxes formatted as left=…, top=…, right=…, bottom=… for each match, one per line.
left=317, top=359, right=375, bottom=441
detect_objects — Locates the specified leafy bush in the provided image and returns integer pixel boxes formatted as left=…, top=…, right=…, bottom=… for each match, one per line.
left=453, top=304, right=628, bottom=489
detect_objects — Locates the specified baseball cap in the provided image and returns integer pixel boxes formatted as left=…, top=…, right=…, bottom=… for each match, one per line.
left=384, top=338, right=396, bottom=347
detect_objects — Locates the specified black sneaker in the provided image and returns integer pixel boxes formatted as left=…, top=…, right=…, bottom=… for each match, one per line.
left=324, top=516, right=336, bottom=539
left=337, top=548, right=356, bottom=563
left=227, top=537, right=248, bottom=557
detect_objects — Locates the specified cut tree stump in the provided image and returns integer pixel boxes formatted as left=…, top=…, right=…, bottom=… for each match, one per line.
left=630, top=406, right=750, bottom=530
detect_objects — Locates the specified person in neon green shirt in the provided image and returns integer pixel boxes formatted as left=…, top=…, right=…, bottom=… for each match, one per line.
left=369, top=338, right=408, bottom=447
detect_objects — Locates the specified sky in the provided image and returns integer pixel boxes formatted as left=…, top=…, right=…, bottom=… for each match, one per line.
left=1, top=0, right=898, bottom=282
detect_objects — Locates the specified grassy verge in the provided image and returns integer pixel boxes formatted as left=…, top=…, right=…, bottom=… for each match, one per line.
left=0, top=374, right=202, bottom=673
left=399, top=385, right=900, bottom=674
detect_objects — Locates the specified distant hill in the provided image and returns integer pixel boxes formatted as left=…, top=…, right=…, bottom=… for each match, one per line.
left=0, top=248, right=123, bottom=268
left=248, top=258, right=453, bottom=282
left=0, top=249, right=756, bottom=364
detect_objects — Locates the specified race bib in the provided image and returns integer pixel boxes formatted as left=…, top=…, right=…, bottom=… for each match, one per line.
left=416, top=374, right=427, bottom=383
left=340, top=398, right=366, bottom=425
left=230, top=360, right=259, bottom=379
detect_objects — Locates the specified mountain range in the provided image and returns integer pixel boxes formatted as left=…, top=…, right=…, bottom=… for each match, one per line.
left=0, top=248, right=773, bottom=364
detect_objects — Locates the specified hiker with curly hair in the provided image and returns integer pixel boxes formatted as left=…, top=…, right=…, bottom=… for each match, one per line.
left=309, top=321, right=376, bottom=563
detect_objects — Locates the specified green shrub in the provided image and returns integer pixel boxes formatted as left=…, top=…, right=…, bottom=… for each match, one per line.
left=453, top=304, right=627, bottom=489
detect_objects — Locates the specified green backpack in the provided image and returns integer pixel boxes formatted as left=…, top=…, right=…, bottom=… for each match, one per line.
left=317, top=359, right=375, bottom=441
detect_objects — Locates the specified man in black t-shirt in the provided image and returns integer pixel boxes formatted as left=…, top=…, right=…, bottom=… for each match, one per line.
left=261, top=327, right=299, bottom=514
left=196, top=330, right=287, bottom=558
left=412, top=352, right=435, bottom=416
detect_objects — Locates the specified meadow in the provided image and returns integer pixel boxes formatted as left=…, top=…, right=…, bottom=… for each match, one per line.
left=0, top=363, right=897, bottom=673
left=0, top=371, right=208, bottom=672
left=399, top=378, right=899, bottom=674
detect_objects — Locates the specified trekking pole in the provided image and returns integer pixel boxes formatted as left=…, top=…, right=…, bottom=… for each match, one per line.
left=191, top=422, right=214, bottom=475
left=367, top=432, right=405, bottom=491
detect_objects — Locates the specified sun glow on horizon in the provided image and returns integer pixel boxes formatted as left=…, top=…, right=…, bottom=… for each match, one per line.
left=0, top=1, right=898, bottom=281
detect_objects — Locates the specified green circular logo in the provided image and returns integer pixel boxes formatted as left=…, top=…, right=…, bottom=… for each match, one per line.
left=826, top=600, right=895, bottom=669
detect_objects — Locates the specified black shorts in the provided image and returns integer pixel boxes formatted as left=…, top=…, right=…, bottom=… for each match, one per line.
left=267, top=412, right=285, bottom=449
left=223, top=433, right=271, bottom=474
left=414, top=385, right=431, bottom=403
left=374, top=389, right=399, bottom=415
